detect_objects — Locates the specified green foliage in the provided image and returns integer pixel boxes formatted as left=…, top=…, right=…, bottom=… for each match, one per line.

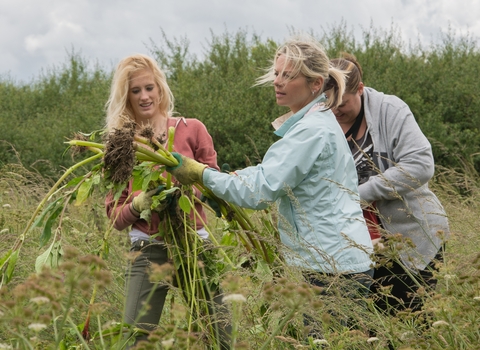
left=151, top=29, right=286, bottom=169
left=1, top=24, right=479, bottom=174
left=1, top=143, right=480, bottom=348
left=0, top=52, right=110, bottom=176
left=321, top=23, right=480, bottom=172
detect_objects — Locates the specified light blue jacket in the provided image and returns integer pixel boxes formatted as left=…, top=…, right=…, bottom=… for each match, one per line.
left=203, top=95, right=373, bottom=274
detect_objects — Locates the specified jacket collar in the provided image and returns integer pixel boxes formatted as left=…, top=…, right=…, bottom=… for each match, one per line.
left=273, top=94, right=327, bottom=137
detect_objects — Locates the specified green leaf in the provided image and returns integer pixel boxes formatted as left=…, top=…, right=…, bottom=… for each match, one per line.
left=0, top=249, right=12, bottom=268
left=141, top=172, right=153, bottom=191
left=35, top=241, right=63, bottom=273
left=113, top=182, right=128, bottom=201
left=75, top=178, right=93, bottom=206
left=92, top=173, right=101, bottom=185
left=50, top=241, right=64, bottom=268
left=65, top=176, right=84, bottom=188
left=178, top=195, right=192, bottom=214
left=139, top=209, right=152, bottom=222
left=5, top=250, right=19, bottom=283
left=39, top=206, right=63, bottom=247
left=32, top=197, right=63, bottom=229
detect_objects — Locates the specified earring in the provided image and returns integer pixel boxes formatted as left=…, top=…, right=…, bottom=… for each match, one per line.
left=312, top=90, right=316, bottom=96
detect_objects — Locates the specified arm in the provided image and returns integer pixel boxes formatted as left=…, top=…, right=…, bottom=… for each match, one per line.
left=105, top=183, right=139, bottom=231
left=359, top=102, right=435, bottom=203
left=203, top=119, right=324, bottom=209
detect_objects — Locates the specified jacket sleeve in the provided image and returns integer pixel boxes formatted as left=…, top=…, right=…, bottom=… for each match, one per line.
left=105, top=184, right=139, bottom=231
left=359, top=101, right=435, bottom=203
left=203, top=120, right=323, bottom=209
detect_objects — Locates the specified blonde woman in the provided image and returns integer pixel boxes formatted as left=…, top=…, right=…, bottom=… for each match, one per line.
left=104, top=54, right=230, bottom=347
left=168, top=37, right=374, bottom=289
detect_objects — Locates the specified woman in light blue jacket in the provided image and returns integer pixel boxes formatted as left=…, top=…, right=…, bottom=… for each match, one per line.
left=168, top=36, right=373, bottom=286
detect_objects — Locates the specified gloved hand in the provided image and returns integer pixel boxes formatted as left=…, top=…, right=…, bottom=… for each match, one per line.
left=166, top=152, right=208, bottom=185
left=131, top=186, right=163, bottom=214
left=152, top=186, right=178, bottom=213
left=201, top=194, right=222, bottom=218
left=221, top=163, right=231, bottom=173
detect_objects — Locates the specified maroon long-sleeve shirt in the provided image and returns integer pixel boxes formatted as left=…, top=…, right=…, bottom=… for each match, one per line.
left=105, top=117, right=219, bottom=237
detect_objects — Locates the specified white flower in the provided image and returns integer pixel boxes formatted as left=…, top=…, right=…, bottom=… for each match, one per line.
left=0, top=229, right=8, bottom=234
left=432, top=320, right=449, bottom=328
left=0, top=343, right=12, bottom=349
left=443, top=274, right=456, bottom=280
left=400, top=331, right=414, bottom=340
left=367, top=337, right=379, bottom=343
left=313, top=339, right=329, bottom=345
left=222, top=293, right=247, bottom=303
left=30, top=296, right=50, bottom=305
left=28, top=323, right=47, bottom=332
left=161, top=338, right=175, bottom=348
left=474, top=296, right=480, bottom=301
left=2, top=204, right=11, bottom=208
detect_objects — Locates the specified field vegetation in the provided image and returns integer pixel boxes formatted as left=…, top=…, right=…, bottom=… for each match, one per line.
left=0, top=23, right=479, bottom=349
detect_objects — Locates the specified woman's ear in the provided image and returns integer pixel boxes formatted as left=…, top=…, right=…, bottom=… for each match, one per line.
left=312, top=77, right=324, bottom=94
left=358, top=82, right=364, bottom=96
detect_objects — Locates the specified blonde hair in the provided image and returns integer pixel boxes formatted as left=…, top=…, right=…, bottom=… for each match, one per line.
left=256, top=35, right=347, bottom=109
left=105, top=54, right=174, bottom=131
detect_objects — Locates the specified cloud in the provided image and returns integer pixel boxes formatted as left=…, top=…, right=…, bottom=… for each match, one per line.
left=1, top=0, right=479, bottom=83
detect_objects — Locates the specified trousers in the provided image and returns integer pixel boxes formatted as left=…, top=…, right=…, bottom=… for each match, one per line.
left=124, top=239, right=231, bottom=348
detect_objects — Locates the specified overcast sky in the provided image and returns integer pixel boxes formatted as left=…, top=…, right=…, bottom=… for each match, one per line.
left=1, top=0, right=479, bottom=84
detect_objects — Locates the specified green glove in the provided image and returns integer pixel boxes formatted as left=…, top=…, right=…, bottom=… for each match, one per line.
left=221, top=163, right=231, bottom=173
left=201, top=194, right=222, bottom=218
left=167, top=152, right=208, bottom=185
left=132, top=186, right=163, bottom=214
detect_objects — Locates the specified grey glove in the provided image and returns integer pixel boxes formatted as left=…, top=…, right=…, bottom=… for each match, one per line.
left=131, top=186, right=163, bottom=214
left=166, top=152, right=208, bottom=185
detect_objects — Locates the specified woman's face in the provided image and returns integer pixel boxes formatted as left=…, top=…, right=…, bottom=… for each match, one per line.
left=331, top=83, right=364, bottom=127
left=128, top=69, right=161, bottom=122
left=273, top=55, right=320, bottom=114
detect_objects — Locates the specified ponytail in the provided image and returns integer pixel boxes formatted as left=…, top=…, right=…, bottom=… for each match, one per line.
left=323, top=66, right=347, bottom=109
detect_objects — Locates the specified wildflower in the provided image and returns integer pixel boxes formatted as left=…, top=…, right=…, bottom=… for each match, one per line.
left=28, top=323, right=47, bottom=332
left=474, top=296, right=480, bottom=301
left=30, top=296, right=50, bottom=305
left=222, top=293, right=247, bottom=303
left=161, top=338, right=175, bottom=348
left=313, top=339, right=329, bottom=345
left=432, top=320, right=449, bottom=327
left=367, top=337, right=379, bottom=343
left=400, top=331, right=414, bottom=340
left=0, top=343, right=12, bottom=349
left=0, top=229, right=8, bottom=234
left=2, top=204, right=11, bottom=208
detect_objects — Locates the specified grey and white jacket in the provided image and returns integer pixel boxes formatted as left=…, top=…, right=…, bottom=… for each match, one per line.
left=360, top=87, right=449, bottom=271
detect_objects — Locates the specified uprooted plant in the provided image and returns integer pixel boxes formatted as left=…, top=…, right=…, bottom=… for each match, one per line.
left=0, top=119, right=281, bottom=348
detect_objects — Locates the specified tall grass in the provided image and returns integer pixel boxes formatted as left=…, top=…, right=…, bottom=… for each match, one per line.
left=1, top=23, right=480, bottom=349
left=0, top=153, right=479, bottom=349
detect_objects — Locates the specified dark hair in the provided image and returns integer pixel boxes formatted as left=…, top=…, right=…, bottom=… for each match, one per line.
left=330, top=53, right=363, bottom=94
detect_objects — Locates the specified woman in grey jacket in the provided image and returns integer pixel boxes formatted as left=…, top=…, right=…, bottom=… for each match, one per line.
left=329, top=54, right=449, bottom=315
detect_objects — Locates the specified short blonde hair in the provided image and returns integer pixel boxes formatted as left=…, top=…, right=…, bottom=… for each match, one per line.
left=105, top=54, right=174, bottom=131
left=256, top=35, right=347, bottom=109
